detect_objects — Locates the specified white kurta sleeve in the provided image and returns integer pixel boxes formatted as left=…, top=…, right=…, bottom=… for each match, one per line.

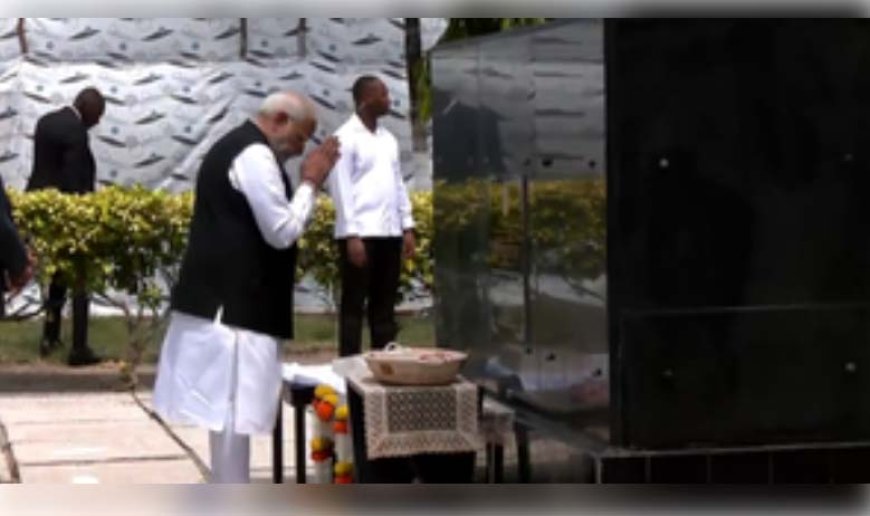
left=228, top=144, right=316, bottom=249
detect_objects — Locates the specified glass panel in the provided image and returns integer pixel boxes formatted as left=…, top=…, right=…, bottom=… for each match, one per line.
left=524, top=20, right=609, bottom=413
left=432, top=44, right=491, bottom=364
left=478, top=33, right=537, bottom=391
left=433, top=20, right=610, bottom=436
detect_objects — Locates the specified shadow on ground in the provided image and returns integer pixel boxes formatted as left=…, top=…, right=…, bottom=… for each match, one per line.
left=0, top=364, right=153, bottom=393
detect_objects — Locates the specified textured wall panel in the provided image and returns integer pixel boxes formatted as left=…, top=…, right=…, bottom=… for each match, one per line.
left=0, top=18, right=447, bottom=191
left=25, top=18, right=242, bottom=63
left=0, top=19, right=20, bottom=61
left=245, top=18, right=303, bottom=60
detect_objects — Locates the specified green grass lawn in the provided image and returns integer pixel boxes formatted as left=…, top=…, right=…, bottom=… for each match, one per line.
left=0, top=313, right=435, bottom=365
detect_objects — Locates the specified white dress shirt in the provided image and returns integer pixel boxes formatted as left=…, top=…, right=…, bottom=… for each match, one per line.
left=153, top=141, right=315, bottom=436
left=328, top=114, right=414, bottom=239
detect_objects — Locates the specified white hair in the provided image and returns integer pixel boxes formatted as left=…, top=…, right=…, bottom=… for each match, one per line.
left=258, top=92, right=315, bottom=122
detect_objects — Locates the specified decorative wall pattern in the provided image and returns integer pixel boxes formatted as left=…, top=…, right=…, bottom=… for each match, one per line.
left=26, top=18, right=243, bottom=64
left=307, top=18, right=406, bottom=68
left=246, top=18, right=303, bottom=60
left=0, top=18, right=445, bottom=191
left=0, top=19, right=18, bottom=62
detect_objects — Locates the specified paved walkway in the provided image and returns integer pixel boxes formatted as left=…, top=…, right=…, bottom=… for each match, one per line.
left=0, top=363, right=525, bottom=484
left=0, top=389, right=316, bottom=484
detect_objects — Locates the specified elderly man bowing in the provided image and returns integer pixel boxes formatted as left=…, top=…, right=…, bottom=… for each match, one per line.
left=153, top=91, right=339, bottom=483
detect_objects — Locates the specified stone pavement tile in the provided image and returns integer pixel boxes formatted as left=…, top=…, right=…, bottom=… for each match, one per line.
left=0, top=393, right=144, bottom=426
left=164, top=413, right=314, bottom=482
left=137, top=391, right=320, bottom=479
left=0, top=423, right=16, bottom=483
left=0, top=390, right=337, bottom=484
left=0, top=392, right=204, bottom=484
left=21, top=458, right=202, bottom=484
left=11, top=420, right=188, bottom=465
left=162, top=426, right=209, bottom=461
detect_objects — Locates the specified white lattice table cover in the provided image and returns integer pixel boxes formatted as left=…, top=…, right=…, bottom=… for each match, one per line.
left=345, top=365, right=481, bottom=459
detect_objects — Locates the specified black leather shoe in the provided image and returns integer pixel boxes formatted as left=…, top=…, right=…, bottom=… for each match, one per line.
left=39, top=339, right=63, bottom=358
left=67, top=347, right=102, bottom=367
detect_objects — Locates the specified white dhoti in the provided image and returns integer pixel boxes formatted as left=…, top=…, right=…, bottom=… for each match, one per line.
left=153, top=310, right=283, bottom=483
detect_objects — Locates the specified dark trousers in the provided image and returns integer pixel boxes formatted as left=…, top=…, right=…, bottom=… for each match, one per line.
left=44, top=273, right=90, bottom=351
left=338, top=237, right=402, bottom=357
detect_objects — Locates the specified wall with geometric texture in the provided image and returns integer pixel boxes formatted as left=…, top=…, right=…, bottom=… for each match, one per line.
left=0, top=18, right=446, bottom=191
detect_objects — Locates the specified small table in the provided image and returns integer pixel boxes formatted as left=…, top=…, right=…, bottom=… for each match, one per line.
left=343, top=361, right=481, bottom=483
left=272, top=361, right=517, bottom=484
left=271, top=379, right=316, bottom=484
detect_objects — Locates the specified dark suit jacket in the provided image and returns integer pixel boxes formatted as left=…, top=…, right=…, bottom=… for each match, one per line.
left=25, top=107, right=96, bottom=194
left=0, top=176, right=27, bottom=296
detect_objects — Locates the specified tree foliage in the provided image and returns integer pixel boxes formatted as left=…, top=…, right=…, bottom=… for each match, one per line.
left=8, top=186, right=192, bottom=385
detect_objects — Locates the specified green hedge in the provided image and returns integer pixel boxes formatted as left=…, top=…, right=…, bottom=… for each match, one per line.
left=7, top=186, right=434, bottom=308
left=4, top=180, right=604, bottom=383
left=6, top=186, right=433, bottom=384
left=7, top=178, right=605, bottom=311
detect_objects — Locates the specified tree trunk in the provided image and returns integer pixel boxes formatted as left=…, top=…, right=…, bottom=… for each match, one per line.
left=239, top=18, right=247, bottom=58
left=16, top=18, right=27, bottom=55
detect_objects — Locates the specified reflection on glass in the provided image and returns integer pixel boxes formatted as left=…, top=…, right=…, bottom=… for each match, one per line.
left=434, top=176, right=608, bottom=397
left=527, top=178, right=608, bottom=404
left=433, top=179, right=490, bottom=356
left=432, top=21, right=609, bottom=427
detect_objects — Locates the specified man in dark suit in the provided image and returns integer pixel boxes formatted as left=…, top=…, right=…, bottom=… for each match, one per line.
left=0, top=176, right=34, bottom=316
left=26, top=87, right=105, bottom=365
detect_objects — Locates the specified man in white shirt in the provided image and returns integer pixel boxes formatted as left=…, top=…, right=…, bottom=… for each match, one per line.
left=152, top=91, right=340, bottom=483
left=329, top=75, right=416, bottom=357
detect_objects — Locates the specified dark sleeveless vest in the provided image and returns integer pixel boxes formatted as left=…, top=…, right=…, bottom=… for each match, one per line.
left=171, top=121, right=297, bottom=338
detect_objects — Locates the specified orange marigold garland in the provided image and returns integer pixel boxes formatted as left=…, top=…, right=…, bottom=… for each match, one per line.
left=309, top=384, right=353, bottom=483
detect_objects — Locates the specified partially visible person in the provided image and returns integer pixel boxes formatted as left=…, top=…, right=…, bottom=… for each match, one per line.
left=26, top=87, right=105, bottom=365
left=328, top=75, right=416, bottom=358
left=152, top=91, right=340, bottom=483
left=0, top=175, right=35, bottom=317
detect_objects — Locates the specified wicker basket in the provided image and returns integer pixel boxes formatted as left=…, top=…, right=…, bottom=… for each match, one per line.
left=363, top=343, right=467, bottom=386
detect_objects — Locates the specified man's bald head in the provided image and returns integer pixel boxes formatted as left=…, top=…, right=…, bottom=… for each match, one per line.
left=258, top=92, right=316, bottom=124
left=254, top=91, right=318, bottom=160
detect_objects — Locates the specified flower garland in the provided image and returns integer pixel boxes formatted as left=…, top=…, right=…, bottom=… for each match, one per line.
left=309, top=384, right=353, bottom=484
